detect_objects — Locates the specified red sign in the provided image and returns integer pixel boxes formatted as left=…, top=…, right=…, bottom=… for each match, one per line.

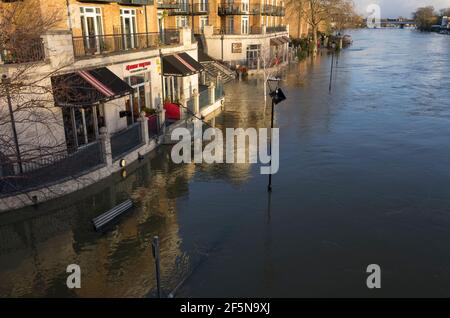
left=125, top=61, right=151, bottom=73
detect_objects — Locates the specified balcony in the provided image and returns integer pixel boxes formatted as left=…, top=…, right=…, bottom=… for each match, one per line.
left=218, top=3, right=261, bottom=16
left=72, top=30, right=180, bottom=58
left=266, top=25, right=287, bottom=33
left=0, top=38, right=45, bottom=64
left=77, top=0, right=155, bottom=4
left=213, top=25, right=287, bottom=35
left=261, top=5, right=285, bottom=16
left=168, top=2, right=209, bottom=15
left=156, top=0, right=180, bottom=9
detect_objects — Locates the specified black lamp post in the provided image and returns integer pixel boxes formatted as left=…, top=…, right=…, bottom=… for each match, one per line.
left=266, top=77, right=286, bottom=192
left=2, top=75, right=23, bottom=174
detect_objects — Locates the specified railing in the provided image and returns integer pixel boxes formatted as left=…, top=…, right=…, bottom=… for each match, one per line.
left=266, top=25, right=287, bottom=33
left=215, top=83, right=224, bottom=99
left=156, top=0, right=180, bottom=9
left=218, top=3, right=261, bottom=15
left=261, top=5, right=285, bottom=16
left=0, top=141, right=104, bottom=195
left=199, top=89, right=210, bottom=111
left=72, top=30, right=180, bottom=58
left=213, top=25, right=263, bottom=35
left=169, top=2, right=209, bottom=15
left=0, top=38, right=45, bottom=64
left=110, top=123, right=143, bottom=160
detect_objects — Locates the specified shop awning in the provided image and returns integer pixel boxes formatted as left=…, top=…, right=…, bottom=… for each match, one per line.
left=162, top=52, right=204, bottom=77
left=51, top=67, right=133, bottom=107
left=270, top=38, right=284, bottom=46
left=281, top=36, right=291, bottom=43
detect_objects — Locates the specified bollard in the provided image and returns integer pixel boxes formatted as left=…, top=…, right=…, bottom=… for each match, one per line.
left=152, top=236, right=162, bottom=298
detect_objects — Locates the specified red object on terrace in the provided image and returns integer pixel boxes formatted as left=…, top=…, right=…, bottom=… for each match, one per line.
left=164, top=102, right=181, bottom=121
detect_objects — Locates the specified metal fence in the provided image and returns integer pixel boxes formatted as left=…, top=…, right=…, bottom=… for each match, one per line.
left=0, top=141, right=104, bottom=195
left=0, top=38, right=45, bottom=64
left=72, top=30, right=180, bottom=58
left=110, top=123, right=143, bottom=160
left=215, top=83, right=224, bottom=99
left=266, top=25, right=287, bottom=33
left=199, top=89, right=210, bottom=111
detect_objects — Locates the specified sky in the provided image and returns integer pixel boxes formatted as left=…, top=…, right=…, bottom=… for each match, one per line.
left=354, top=0, right=450, bottom=18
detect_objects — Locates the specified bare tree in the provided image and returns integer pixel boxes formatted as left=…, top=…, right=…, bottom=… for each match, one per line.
left=0, top=2, right=69, bottom=195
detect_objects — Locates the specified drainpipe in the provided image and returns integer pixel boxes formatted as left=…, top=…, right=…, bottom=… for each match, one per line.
left=66, top=0, right=73, bottom=32
left=145, top=5, right=149, bottom=47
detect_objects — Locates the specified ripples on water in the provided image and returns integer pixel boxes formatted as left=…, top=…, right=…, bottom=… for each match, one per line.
left=0, top=29, right=450, bottom=297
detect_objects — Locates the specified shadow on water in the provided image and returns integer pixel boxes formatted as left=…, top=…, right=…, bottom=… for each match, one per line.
left=1, top=29, right=450, bottom=297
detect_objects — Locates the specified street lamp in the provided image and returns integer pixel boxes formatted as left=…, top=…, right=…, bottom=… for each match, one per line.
left=266, top=77, right=286, bottom=192
left=1, top=74, right=23, bottom=173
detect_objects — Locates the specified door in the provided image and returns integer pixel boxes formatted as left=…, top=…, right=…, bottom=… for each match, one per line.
left=200, top=16, right=208, bottom=33
left=241, top=16, right=249, bottom=34
left=121, top=9, right=137, bottom=49
left=80, top=7, right=103, bottom=53
left=126, top=74, right=147, bottom=125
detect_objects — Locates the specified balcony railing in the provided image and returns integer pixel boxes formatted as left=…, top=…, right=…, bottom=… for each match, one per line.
left=156, top=0, right=180, bottom=9
left=0, top=38, right=45, bottom=64
left=213, top=26, right=265, bottom=35
left=266, top=25, right=287, bottom=33
left=169, top=2, right=209, bottom=15
left=72, top=30, right=180, bottom=58
left=218, top=3, right=261, bottom=15
left=261, top=4, right=285, bottom=16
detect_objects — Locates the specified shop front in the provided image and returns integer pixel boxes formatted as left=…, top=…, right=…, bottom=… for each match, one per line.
left=51, top=67, right=133, bottom=152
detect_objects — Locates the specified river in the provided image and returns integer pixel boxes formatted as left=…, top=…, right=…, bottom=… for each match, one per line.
left=1, top=29, right=450, bottom=297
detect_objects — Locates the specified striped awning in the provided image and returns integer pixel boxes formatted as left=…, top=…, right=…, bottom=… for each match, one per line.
left=51, top=67, right=133, bottom=107
left=163, top=52, right=204, bottom=77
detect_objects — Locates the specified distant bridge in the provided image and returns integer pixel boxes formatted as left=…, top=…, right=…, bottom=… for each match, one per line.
left=364, top=19, right=417, bottom=28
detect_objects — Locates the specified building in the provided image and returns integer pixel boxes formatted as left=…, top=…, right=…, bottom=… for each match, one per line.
left=0, top=0, right=225, bottom=210
left=193, top=0, right=291, bottom=71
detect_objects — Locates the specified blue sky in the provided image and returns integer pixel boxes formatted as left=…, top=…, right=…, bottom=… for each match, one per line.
left=355, top=0, right=450, bottom=18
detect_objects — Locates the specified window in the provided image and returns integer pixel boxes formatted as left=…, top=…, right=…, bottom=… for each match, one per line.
left=199, top=0, right=208, bottom=12
left=80, top=7, right=103, bottom=52
left=241, top=0, right=249, bottom=12
left=200, top=16, right=208, bottom=32
left=241, top=16, right=249, bottom=34
left=228, top=17, right=234, bottom=34
left=120, top=9, right=137, bottom=49
left=176, top=16, right=188, bottom=28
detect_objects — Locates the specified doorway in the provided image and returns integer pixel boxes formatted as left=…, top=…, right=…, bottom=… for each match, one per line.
left=121, top=9, right=137, bottom=49
left=80, top=7, right=104, bottom=53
